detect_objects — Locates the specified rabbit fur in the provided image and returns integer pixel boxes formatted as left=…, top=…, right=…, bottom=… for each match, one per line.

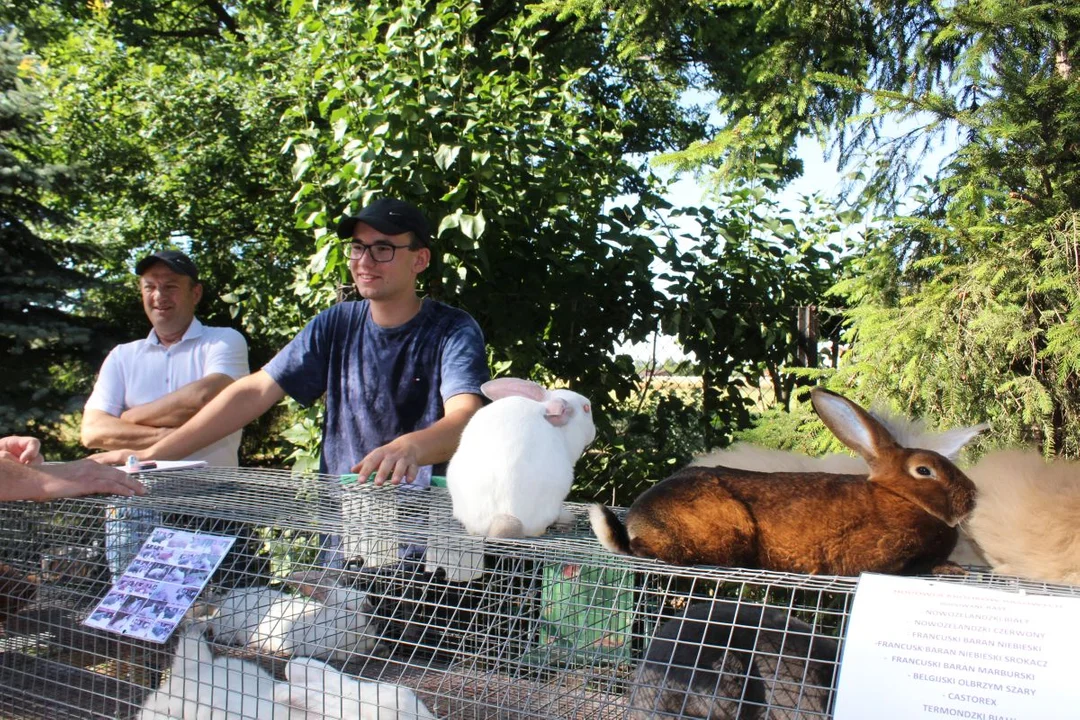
left=207, top=570, right=376, bottom=663
left=691, top=410, right=988, bottom=568
left=137, top=622, right=295, bottom=720
left=447, top=377, right=596, bottom=538
left=963, top=449, right=1080, bottom=584
left=0, top=563, right=37, bottom=622
left=590, top=387, right=979, bottom=575
left=276, top=657, right=435, bottom=720
left=625, top=600, right=839, bottom=719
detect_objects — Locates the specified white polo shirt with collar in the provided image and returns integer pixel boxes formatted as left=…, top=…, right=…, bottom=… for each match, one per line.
left=85, top=318, right=249, bottom=467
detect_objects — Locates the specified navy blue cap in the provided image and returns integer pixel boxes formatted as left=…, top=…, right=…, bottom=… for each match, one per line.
left=135, top=250, right=199, bottom=282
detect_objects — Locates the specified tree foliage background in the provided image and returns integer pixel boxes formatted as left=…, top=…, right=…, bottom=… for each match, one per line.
left=4, top=0, right=1077, bottom=502
left=0, top=30, right=108, bottom=436
left=544, top=0, right=1080, bottom=461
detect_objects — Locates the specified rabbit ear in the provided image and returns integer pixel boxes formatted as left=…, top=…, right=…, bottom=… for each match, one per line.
left=481, top=377, right=548, bottom=402
left=285, top=569, right=341, bottom=602
left=281, top=658, right=331, bottom=709
left=929, top=424, right=988, bottom=460
left=811, top=388, right=898, bottom=463
left=273, top=681, right=298, bottom=706
left=544, top=398, right=573, bottom=427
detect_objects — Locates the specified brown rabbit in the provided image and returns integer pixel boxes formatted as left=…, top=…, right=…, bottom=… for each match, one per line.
left=590, top=387, right=978, bottom=575
left=0, top=563, right=37, bottom=623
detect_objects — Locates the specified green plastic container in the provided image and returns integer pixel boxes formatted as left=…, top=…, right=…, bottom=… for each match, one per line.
left=338, top=473, right=447, bottom=487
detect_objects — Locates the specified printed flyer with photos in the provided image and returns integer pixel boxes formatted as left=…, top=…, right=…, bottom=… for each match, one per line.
left=83, top=527, right=236, bottom=643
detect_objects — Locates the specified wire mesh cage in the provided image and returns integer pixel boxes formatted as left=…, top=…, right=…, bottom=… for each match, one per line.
left=0, top=466, right=1076, bottom=719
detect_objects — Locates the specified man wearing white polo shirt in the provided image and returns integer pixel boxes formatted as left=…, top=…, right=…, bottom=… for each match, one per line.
left=81, top=250, right=248, bottom=576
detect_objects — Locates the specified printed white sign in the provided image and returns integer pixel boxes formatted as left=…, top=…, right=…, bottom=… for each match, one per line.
left=83, top=527, right=235, bottom=643
left=834, top=573, right=1080, bottom=720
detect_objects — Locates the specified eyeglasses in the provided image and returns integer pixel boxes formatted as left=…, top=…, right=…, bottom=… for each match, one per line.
left=341, top=240, right=413, bottom=263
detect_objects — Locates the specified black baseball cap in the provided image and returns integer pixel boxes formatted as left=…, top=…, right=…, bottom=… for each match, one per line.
left=135, top=250, right=200, bottom=282
left=335, top=198, right=432, bottom=247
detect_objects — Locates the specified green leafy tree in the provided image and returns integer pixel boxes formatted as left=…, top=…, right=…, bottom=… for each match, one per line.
left=825, top=5, right=1080, bottom=456
left=281, top=0, right=670, bottom=415
left=19, top=3, right=311, bottom=460
left=545, top=0, right=1080, bottom=458
left=14, top=0, right=710, bottom=473
left=0, top=32, right=107, bottom=436
left=659, top=185, right=845, bottom=446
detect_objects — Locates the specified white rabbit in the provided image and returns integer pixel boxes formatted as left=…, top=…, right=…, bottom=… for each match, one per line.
left=276, top=656, right=436, bottom=720
left=691, top=405, right=988, bottom=568
left=208, top=570, right=376, bottom=663
left=963, top=449, right=1080, bottom=584
left=446, top=377, right=596, bottom=538
left=138, top=622, right=294, bottom=720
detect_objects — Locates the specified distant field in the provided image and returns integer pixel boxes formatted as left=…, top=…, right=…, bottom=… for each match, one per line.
left=636, top=373, right=777, bottom=413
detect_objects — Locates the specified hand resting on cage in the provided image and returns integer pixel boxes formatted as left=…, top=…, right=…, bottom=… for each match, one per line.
left=446, top=377, right=595, bottom=538
left=625, top=599, right=839, bottom=719
left=207, top=569, right=377, bottom=663
left=0, top=435, right=43, bottom=464
left=589, top=387, right=980, bottom=575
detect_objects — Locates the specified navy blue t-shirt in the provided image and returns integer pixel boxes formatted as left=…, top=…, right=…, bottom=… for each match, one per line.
left=264, top=299, right=489, bottom=477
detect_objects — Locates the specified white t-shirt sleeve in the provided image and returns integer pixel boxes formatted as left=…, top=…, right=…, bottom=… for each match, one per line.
left=204, top=328, right=250, bottom=380
left=84, top=348, right=126, bottom=416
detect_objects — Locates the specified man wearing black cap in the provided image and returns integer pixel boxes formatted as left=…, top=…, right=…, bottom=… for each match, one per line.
left=91, top=198, right=488, bottom=493
left=81, top=249, right=249, bottom=574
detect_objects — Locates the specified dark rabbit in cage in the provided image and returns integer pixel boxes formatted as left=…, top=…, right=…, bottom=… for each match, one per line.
left=0, top=543, right=117, bottom=624
left=590, top=387, right=978, bottom=576
left=626, top=600, right=839, bottom=719
left=356, top=556, right=542, bottom=667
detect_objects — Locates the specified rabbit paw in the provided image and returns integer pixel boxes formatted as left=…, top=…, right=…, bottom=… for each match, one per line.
left=551, top=507, right=576, bottom=532
left=930, top=561, right=968, bottom=576
left=487, top=514, right=524, bottom=538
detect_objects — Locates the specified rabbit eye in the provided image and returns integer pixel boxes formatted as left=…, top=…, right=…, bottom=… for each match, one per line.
left=583, top=404, right=591, bottom=414
left=915, top=465, right=933, bottom=477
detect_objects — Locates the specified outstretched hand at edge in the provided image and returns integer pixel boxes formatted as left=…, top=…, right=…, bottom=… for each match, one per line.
left=0, top=436, right=44, bottom=465
left=37, top=460, right=146, bottom=500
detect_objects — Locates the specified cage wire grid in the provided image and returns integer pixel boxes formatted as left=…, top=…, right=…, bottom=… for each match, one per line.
left=0, top=467, right=1074, bottom=719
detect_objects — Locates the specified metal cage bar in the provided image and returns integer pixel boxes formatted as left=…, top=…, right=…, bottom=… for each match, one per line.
left=0, top=468, right=1075, bottom=719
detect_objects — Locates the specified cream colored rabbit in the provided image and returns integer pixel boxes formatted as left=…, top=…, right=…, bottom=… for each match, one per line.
left=964, top=449, right=1080, bottom=584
